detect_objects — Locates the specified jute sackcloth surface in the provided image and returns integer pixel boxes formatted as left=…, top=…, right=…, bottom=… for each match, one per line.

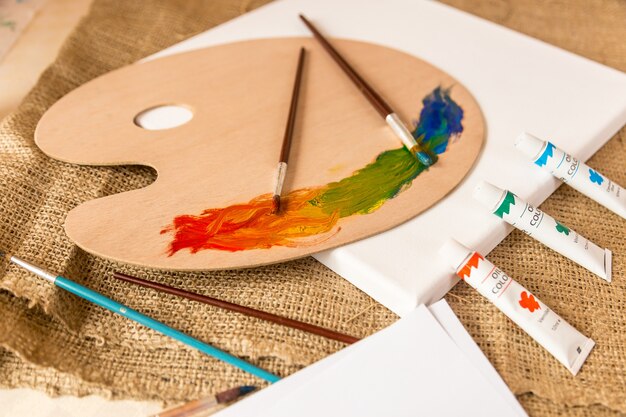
left=0, top=0, right=624, bottom=415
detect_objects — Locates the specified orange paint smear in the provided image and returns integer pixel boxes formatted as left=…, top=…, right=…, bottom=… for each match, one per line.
left=161, top=188, right=340, bottom=253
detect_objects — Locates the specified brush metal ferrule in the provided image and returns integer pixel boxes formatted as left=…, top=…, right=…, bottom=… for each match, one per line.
left=385, top=113, right=418, bottom=150
left=273, top=162, right=288, bottom=196
left=9, top=256, right=57, bottom=283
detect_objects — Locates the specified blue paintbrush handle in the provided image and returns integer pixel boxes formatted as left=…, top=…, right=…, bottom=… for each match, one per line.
left=54, top=276, right=280, bottom=383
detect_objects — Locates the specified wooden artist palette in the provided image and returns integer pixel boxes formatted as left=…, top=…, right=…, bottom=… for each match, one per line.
left=35, top=38, right=485, bottom=270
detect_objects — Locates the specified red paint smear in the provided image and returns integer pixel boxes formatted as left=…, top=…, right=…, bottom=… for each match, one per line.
left=457, top=252, right=483, bottom=280
left=519, top=291, right=540, bottom=312
left=161, top=188, right=340, bottom=254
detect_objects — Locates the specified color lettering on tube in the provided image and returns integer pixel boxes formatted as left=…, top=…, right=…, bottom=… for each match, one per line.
left=516, top=132, right=626, bottom=219
left=473, top=181, right=611, bottom=282
left=438, top=239, right=595, bottom=375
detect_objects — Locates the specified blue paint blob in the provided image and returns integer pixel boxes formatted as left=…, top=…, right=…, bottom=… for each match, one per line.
left=413, top=86, right=464, bottom=155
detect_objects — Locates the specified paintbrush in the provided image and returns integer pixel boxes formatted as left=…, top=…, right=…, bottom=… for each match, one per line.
left=112, top=271, right=359, bottom=344
left=1, top=251, right=280, bottom=383
left=272, top=47, right=306, bottom=214
left=299, top=14, right=435, bottom=167
left=152, top=385, right=256, bottom=417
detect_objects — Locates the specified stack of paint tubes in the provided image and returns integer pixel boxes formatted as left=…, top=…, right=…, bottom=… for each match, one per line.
left=439, top=132, right=625, bottom=376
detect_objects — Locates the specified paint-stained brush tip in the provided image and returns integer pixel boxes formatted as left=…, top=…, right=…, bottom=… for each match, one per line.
left=415, top=150, right=435, bottom=167
left=271, top=194, right=281, bottom=214
left=239, top=385, right=257, bottom=395
left=215, top=385, right=257, bottom=404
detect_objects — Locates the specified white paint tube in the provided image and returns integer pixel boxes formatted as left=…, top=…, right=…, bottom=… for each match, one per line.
left=438, top=239, right=595, bottom=376
left=516, top=132, right=626, bottom=220
left=473, top=181, right=612, bottom=282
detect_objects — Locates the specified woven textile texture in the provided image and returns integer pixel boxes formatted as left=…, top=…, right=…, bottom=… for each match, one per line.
left=0, top=0, right=625, bottom=415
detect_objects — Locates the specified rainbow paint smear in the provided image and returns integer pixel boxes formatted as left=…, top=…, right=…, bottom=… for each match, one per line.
left=162, top=87, right=464, bottom=254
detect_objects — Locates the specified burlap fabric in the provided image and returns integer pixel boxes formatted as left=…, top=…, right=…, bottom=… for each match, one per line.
left=0, top=0, right=624, bottom=415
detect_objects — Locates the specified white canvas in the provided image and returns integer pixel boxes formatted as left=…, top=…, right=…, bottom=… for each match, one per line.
left=214, top=301, right=526, bottom=417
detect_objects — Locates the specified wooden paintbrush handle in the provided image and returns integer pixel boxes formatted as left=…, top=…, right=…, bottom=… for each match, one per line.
left=299, top=14, right=393, bottom=118
left=113, top=272, right=360, bottom=345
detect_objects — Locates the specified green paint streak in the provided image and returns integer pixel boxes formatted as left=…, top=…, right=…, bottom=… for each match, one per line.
left=555, top=221, right=570, bottom=235
left=309, top=147, right=425, bottom=218
left=494, top=191, right=516, bottom=218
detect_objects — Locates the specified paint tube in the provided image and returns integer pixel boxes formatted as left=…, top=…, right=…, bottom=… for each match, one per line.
left=473, top=181, right=612, bottom=282
left=438, top=239, right=595, bottom=375
left=516, top=132, right=626, bottom=219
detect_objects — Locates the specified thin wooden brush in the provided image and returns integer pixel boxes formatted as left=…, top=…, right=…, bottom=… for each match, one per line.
left=299, top=14, right=435, bottom=166
left=112, top=271, right=360, bottom=345
left=151, top=385, right=256, bottom=417
left=272, top=47, right=307, bottom=214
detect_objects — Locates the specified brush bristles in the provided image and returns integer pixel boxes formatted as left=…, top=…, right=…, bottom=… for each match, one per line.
left=238, top=385, right=256, bottom=395
left=271, top=194, right=281, bottom=214
left=415, top=150, right=435, bottom=167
